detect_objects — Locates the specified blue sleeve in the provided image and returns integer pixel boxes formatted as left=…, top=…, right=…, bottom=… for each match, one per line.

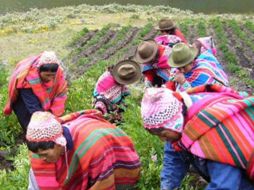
left=161, top=142, right=189, bottom=190
left=206, top=161, right=254, bottom=190
left=185, top=72, right=214, bottom=87
left=19, top=88, right=43, bottom=114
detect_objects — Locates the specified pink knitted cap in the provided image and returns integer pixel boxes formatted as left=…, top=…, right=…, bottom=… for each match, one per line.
left=141, top=88, right=184, bottom=132
left=26, top=111, right=66, bottom=146
left=37, top=51, right=60, bottom=67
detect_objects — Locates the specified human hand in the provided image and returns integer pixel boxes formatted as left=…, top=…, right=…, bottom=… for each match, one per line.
left=173, top=72, right=186, bottom=85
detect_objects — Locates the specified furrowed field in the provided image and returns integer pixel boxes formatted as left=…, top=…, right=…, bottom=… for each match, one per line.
left=0, top=4, right=253, bottom=190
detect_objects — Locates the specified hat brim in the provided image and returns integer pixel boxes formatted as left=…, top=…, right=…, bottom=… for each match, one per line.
left=168, top=46, right=199, bottom=68
left=135, top=41, right=158, bottom=64
left=112, top=60, right=142, bottom=85
left=156, top=25, right=176, bottom=31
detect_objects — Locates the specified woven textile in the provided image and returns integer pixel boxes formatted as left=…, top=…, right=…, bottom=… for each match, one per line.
left=93, top=71, right=129, bottom=105
left=142, top=45, right=172, bottom=84
left=180, top=85, right=254, bottom=181
left=197, top=36, right=217, bottom=56
left=4, top=53, right=67, bottom=116
left=31, top=110, right=141, bottom=189
left=155, top=34, right=182, bottom=47
left=184, top=54, right=229, bottom=87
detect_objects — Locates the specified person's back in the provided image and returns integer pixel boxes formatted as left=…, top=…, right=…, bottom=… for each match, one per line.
left=26, top=110, right=141, bottom=190
left=141, top=86, right=254, bottom=190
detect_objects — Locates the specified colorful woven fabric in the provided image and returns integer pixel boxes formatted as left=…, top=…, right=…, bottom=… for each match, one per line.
left=30, top=110, right=141, bottom=189
left=179, top=85, right=254, bottom=181
left=154, top=34, right=183, bottom=47
left=196, top=36, right=217, bottom=56
left=142, top=45, right=172, bottom=84
left=4, top=53, right=67, bottom=116
left=180, top=54, right=229, bottom=90
left=93, top=71, right=130, bottom=105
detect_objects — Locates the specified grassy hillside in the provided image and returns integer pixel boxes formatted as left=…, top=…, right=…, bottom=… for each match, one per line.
left=0, top=4, right=253, bottom=190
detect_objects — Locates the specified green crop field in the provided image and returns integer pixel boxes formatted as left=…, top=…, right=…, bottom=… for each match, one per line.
left=0, top=4, right=253, bottom=190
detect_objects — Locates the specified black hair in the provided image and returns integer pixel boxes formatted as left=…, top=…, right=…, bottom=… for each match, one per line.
left=39, top=63, right=59, bottom=73
left=160, top=28, right=176, bottom=35
left=148, top=128, right=164, bottom=135
left=26, top=140, right=55, bottom=153
left=107, top=65, right=115, bottom=73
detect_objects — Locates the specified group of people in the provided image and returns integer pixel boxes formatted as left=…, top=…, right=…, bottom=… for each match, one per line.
left=3, top=17, right=254, bottom=190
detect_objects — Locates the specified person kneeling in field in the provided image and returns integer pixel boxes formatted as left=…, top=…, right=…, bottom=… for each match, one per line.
left=26, top=110, right=141, bottom=190
left=93, top=60, right=141, bottom=123
left=141, top=84, right=254, bottom=190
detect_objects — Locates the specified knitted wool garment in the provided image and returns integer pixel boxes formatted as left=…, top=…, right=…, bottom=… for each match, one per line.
left=141, top=88, right=184, bottom=132
left=26, top=111, right=66, bottom=146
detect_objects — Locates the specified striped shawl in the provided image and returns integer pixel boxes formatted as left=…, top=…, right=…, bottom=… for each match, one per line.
left=4, top=54, right=67, bottom=116
left=31, top=110, right=141, bottom=190
left=180, top=85, right=254, bottom=181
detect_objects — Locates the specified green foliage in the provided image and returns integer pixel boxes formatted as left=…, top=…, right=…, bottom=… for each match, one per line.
left=228, top=19, right=254, bottom=51
left=0, top=144, right=29, bottom=190
left=0, top=67, right=21, bottom=147
left=244, top=20, right=254, bottom=33
left=197, top=19, right=207, bottom=36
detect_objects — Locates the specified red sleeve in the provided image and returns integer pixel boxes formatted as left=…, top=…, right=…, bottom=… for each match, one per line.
left=175, top=29, right=187, bottom=43
left=143, top=70, right=155, bottom=82
left=165, top=81, right=176, bottom=91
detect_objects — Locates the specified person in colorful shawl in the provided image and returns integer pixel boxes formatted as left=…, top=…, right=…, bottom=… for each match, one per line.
left=93, top=60, right=141, bottom=123
left=3, top=51, right=67, bottom=131
left=141, top=85, right=254, bottom=190
left=155, top=18, right=187, bottom=45
left=135, top=40, right=178, bottom=88
left=26, top=110, right=141, bottom=190
left=167, top=42, right=229, bottom=92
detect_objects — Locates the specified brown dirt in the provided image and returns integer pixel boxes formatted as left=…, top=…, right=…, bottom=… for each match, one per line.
left=74, top=30, right=98, bottom=48
left=74, top=27, right=140, bottom=76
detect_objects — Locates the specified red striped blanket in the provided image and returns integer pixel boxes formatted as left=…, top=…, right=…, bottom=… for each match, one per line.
left=181, top=85, right=254, bottom=181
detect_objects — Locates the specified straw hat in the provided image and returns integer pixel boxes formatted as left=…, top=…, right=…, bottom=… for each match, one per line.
left=157, top=18, right=176, bottom=31
left=169, top=43, right=199, bottom=68
left=141, top=88, right=184, bottom=132
left=112, top=60, right=141, bottom=85
left=135, top=40, right=158, bottom=64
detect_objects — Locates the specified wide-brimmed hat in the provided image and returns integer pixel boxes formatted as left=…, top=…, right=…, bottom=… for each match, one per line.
left=169, top=43, right=199, bottom=68
left=157, top=18, right=176, bottom=31
left=135, top=40, right=158, bottom=64
left=141, top=88, right=184, bottom=132
left=112, top=60, right=141, bottom=85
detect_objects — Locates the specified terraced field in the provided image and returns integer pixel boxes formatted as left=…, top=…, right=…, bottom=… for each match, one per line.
left=67, top=18, right=254, bottom=92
